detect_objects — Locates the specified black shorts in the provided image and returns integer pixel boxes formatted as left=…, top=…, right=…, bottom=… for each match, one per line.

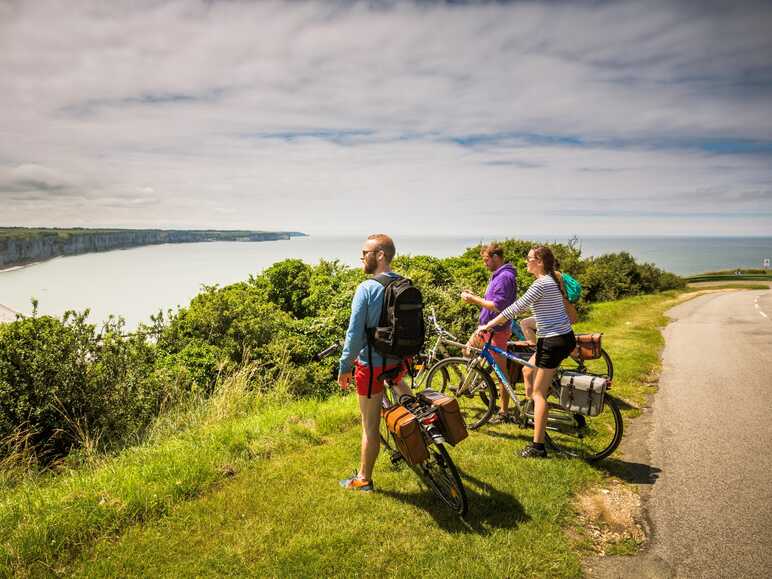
left=535, top=331, right=576, bottom=369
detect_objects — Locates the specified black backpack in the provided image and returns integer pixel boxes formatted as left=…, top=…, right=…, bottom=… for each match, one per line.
left=364, top=273, right=425, bottom=396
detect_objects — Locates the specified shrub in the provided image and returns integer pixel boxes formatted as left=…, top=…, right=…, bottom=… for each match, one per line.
left=0, top=238, right=684, bottom=464
left=257, top=259, right=313, bottom=318
left=581, top=252, right=684, bottom=301
left=0, top=311, right=161, bottom=463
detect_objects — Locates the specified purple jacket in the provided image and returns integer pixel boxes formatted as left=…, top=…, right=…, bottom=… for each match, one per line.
left=479, top=263, right=517, bottom=331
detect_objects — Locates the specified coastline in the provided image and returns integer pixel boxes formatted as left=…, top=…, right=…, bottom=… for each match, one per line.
left=0, top=265, right=26, bottom=274
left=0, top=228, right=306, bottom=271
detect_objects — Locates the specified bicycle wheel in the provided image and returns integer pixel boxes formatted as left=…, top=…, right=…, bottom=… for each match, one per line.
left=379, top=420, right=397, bottom=453
left=544, top=395, right=623, bottom=461
left=412, top=444, right=468, bottom=516
left=561, top=348, right=614, bottom=380
left=423, top=357, right=496, bottom=429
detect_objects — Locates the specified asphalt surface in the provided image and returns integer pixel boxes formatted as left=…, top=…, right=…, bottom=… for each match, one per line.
left=591, top=289, right=772, bottom=578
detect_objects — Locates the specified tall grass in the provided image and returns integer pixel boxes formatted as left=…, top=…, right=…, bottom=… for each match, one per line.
left=0, top=356, right=361, bottom=576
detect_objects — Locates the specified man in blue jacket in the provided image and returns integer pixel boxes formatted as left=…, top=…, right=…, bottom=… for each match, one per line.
left=338, top=233, right=410, bottom=492
left=461, top=243, right=517, bottom=422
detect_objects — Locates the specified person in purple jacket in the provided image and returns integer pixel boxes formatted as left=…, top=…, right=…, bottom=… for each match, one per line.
left=461, top=243, right=517, bottom=422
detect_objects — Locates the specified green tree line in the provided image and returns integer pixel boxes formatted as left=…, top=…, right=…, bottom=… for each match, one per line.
left=0, top=239, right=683, bottom=465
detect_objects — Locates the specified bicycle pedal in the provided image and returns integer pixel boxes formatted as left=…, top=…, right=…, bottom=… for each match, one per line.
left=389, top=451, right=404, bottom=466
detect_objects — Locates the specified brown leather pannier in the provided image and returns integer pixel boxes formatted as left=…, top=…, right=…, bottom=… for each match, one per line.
left=383, top=405, right=428, bottom=465
left=574, top=333, right=602, bottom=360
left=417, top=389, right=469, bottom=446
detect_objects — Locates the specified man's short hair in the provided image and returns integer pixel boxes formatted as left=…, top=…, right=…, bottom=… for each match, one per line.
left=367, top=233, right=396, bottom=263
left=480, top=243, right=504, bottom=259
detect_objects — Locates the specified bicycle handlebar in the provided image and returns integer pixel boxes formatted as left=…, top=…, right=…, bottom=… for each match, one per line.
left=313, top=343, right=341, bottom=362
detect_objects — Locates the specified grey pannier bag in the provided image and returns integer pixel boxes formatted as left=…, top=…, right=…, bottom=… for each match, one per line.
left=557, top=372, right=609, bottom=416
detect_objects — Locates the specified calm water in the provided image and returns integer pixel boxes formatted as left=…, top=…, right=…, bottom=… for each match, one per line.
left=1, top=235, right=770, bottom=329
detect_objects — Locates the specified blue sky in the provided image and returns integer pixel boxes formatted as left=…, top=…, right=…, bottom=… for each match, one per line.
left=0, top=0, right=771, bottom=237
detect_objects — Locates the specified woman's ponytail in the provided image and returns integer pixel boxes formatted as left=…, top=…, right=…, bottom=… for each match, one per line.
left=532, top=246, right=567, bottom=298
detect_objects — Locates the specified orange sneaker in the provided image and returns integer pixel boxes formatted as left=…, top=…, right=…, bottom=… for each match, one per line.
left=339, top=472, right=374, bottom=492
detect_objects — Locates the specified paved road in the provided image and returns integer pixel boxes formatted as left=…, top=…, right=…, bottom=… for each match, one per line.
left=592, top=289, right=772, bottom=578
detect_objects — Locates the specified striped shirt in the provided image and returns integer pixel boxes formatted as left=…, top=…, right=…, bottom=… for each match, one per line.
left=501, top=275, right=572, bottom=338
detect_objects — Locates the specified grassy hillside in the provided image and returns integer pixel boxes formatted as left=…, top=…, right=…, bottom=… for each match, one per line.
left=0, top=288, right=705, bottom=577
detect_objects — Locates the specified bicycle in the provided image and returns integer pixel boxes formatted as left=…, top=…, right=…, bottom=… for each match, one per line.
left=315, top=344, right=468, bottom=516
left=412, top=311, right=498, bottom=429
left=424, top=332, right=623, bottom=461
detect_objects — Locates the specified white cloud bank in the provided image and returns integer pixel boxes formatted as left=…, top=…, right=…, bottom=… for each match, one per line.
left=0, top=0, right=771, bottom=236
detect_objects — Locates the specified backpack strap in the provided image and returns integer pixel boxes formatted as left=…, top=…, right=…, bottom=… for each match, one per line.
left=365, top=273, right=400, bottom=399
left=373, top=272, right=400, bottom=289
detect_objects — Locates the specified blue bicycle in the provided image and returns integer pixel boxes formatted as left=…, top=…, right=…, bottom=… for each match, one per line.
left=423, top=331, right=623, bottom=461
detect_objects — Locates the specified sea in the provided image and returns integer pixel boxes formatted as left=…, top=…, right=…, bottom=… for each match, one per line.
left=1, top=235, right=770, bottom=329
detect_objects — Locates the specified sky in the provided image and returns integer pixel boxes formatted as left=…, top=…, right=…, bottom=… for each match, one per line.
left=1, top=0, right=771, bottom=238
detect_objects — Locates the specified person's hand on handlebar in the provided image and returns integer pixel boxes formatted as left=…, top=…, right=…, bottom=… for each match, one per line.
left=476, top=312, right=507, bottom=336
left=475, top=323, right=493, bottom=336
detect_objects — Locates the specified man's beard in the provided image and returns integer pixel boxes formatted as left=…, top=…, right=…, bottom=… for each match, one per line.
left=363, top=259, right=376, bottom=275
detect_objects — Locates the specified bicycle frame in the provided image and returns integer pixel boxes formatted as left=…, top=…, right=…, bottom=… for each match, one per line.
left=475, top=338, right=537, bottom=401
left=411, top=310, right=471, bottom=387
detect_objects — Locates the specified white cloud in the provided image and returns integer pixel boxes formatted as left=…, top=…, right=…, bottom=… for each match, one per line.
left=0, top=0, right=771, bottom=235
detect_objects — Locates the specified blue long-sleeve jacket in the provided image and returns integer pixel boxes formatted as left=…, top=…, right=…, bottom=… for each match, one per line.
left=338, top=272, right=401, bottom=376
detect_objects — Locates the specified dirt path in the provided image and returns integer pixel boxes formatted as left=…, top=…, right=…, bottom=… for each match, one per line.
left=590, top=289, right=772, bottom=578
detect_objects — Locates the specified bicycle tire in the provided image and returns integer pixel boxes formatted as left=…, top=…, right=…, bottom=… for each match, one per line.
left=544, top=395, right=623, bottom=461
left=411, top=443, right=468, bottom=516
left=561, top=348, right=614, bottom=381
left=423, top=357, right=496, bottom=429
left=379, top=423, right=397, bottom=453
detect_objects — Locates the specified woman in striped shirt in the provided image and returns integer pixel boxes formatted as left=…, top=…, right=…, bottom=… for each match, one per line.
left=477, top=246, right=576, bottom=458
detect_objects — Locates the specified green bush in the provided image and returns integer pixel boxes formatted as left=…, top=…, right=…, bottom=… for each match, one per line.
left=0, top=239, right=684, bottom=464
left=581, top=252, right=685, bottom=302
left=155, top=341, right=226, bottom=395
left=261, top=259, right=313, bottom=318
left=0, top=311, right=160, bottom=462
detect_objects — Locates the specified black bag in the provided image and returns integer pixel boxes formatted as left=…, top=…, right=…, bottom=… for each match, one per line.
left=362, top=274, right=425, bottom=398
left=367, top=273, right=425, bottom=358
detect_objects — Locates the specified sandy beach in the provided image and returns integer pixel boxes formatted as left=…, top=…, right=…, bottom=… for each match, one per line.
left=0, top=304, right=18, bottom=323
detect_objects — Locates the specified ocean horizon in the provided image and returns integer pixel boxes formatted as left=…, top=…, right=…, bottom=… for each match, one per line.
left=1, top=234, right=770, bottom=329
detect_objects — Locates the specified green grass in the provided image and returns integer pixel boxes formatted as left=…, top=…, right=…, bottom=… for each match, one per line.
left=692, top=268, right=770, bottom=276
left=72, top=423, right=597, bottom=578
left=686, top=282, right=770, bottom=290
left=0, top=288, right=734, bottom=577
left=686, top=273, right=772, bottom=283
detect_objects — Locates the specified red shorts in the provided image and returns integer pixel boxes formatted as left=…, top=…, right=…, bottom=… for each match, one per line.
left=353, top=360, right=409, bottom=397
